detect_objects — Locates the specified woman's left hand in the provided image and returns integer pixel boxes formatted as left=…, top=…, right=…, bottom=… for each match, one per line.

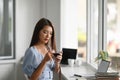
left=55, top=52, right=62, bottom=63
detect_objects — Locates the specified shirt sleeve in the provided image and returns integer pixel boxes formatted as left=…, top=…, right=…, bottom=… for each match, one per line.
left=51, top=60, right=55, bottom=70
left=22, top=48, right=37, bottom=77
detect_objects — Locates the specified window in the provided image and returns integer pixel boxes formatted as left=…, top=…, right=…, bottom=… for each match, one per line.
left=61, top=0, right=99, bottom=65
left=90, top=0, right=120, bottom=72
left=0, top=0, right=15, bottom=59
left=107, top=0, right=120, bottom=72
left=61, top=0, right=120, bottom=70
left=77, top=0, right=87, bottom=61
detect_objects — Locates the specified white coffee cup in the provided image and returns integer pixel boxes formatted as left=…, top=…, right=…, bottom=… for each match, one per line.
left=75, top=59, right=82, bottom=66
left=68, top=59, right=75, bottom=67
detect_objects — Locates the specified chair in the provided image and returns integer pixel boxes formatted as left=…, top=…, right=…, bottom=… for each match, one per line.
left=24, top=74, right=29, bottom=80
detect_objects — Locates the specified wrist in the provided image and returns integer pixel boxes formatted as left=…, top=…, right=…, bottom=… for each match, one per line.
left=55, top=61, right=60, bottom=64
left=43, top=58, right=48, bottom=64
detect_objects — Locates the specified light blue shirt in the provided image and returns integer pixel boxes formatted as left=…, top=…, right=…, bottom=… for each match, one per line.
left=22, top=46, right=55, bottom=80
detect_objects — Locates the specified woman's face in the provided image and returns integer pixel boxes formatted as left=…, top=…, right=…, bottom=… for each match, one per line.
left=39, top=25, right=53, bottom=44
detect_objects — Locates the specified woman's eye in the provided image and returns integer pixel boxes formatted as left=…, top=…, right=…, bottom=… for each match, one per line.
left=43, top=30, right=52, bottom=36
left=43, top=31, right=48, bottom=34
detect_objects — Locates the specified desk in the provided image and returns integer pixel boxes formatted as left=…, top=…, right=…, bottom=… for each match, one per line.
left=61, top=63, right=120, bottom=80
left=61, top=62, right=96, bottom=80
left=96, top=76, right=119, bottom=80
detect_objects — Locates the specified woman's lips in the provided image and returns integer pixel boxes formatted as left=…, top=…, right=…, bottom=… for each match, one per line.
left=45, top=39, right=49, bottom=41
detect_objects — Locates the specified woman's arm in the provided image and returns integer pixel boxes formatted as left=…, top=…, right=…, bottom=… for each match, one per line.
left=29, top=52, right=52, bottom=80
left=54, top=62, right=60, bottom=73
left=54, top=52, right=62, bottom=73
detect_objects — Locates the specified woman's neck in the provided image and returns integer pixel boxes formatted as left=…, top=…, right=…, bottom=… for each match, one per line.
left=35, top=43, right=48, bottom=55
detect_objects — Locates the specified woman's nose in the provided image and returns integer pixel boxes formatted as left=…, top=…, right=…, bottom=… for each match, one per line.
left=47, top=33, right=51, bottom=38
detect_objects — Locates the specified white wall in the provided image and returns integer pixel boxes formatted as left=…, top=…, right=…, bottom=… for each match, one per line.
left=46, top=0, right=61, bottom=51
left=61, top=0, right=79, bottom=49
left=0, top=0, right=61, bottom=80
left=16, top=0, right=41, bottom=62
left=16, top=0, right=41, bottom=79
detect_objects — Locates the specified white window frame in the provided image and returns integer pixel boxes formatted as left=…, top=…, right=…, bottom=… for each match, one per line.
left=87, top=0, right=107, bottom=67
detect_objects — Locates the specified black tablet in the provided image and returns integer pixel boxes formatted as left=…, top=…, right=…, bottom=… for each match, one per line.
left=61, top=48, right=77, bottom=64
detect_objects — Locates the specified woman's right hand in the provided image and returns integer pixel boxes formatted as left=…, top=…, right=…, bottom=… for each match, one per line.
left=44, top=51, right=53, bottom=62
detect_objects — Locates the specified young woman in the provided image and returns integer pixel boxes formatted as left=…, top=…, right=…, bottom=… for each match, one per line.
left=22, top=18, right=62, bottom=80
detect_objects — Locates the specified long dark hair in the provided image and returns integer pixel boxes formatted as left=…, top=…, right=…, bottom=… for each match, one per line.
left=29, top=18, right=56, bottom=51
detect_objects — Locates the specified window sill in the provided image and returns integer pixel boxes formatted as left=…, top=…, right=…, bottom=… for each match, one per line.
left=0, top=59, right=16, bottom=64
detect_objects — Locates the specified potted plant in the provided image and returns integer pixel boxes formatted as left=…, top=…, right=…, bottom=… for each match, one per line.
left=95, top=51, right=110, bottom=62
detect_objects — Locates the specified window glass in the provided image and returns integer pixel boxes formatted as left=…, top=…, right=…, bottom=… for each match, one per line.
left=0, top=0, right=14, bottom=59
left=107, top=0, right=120, bottom=71
left=77, top=0, right=86, bottom=61
left=78, top=0, right=98, bottom=64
